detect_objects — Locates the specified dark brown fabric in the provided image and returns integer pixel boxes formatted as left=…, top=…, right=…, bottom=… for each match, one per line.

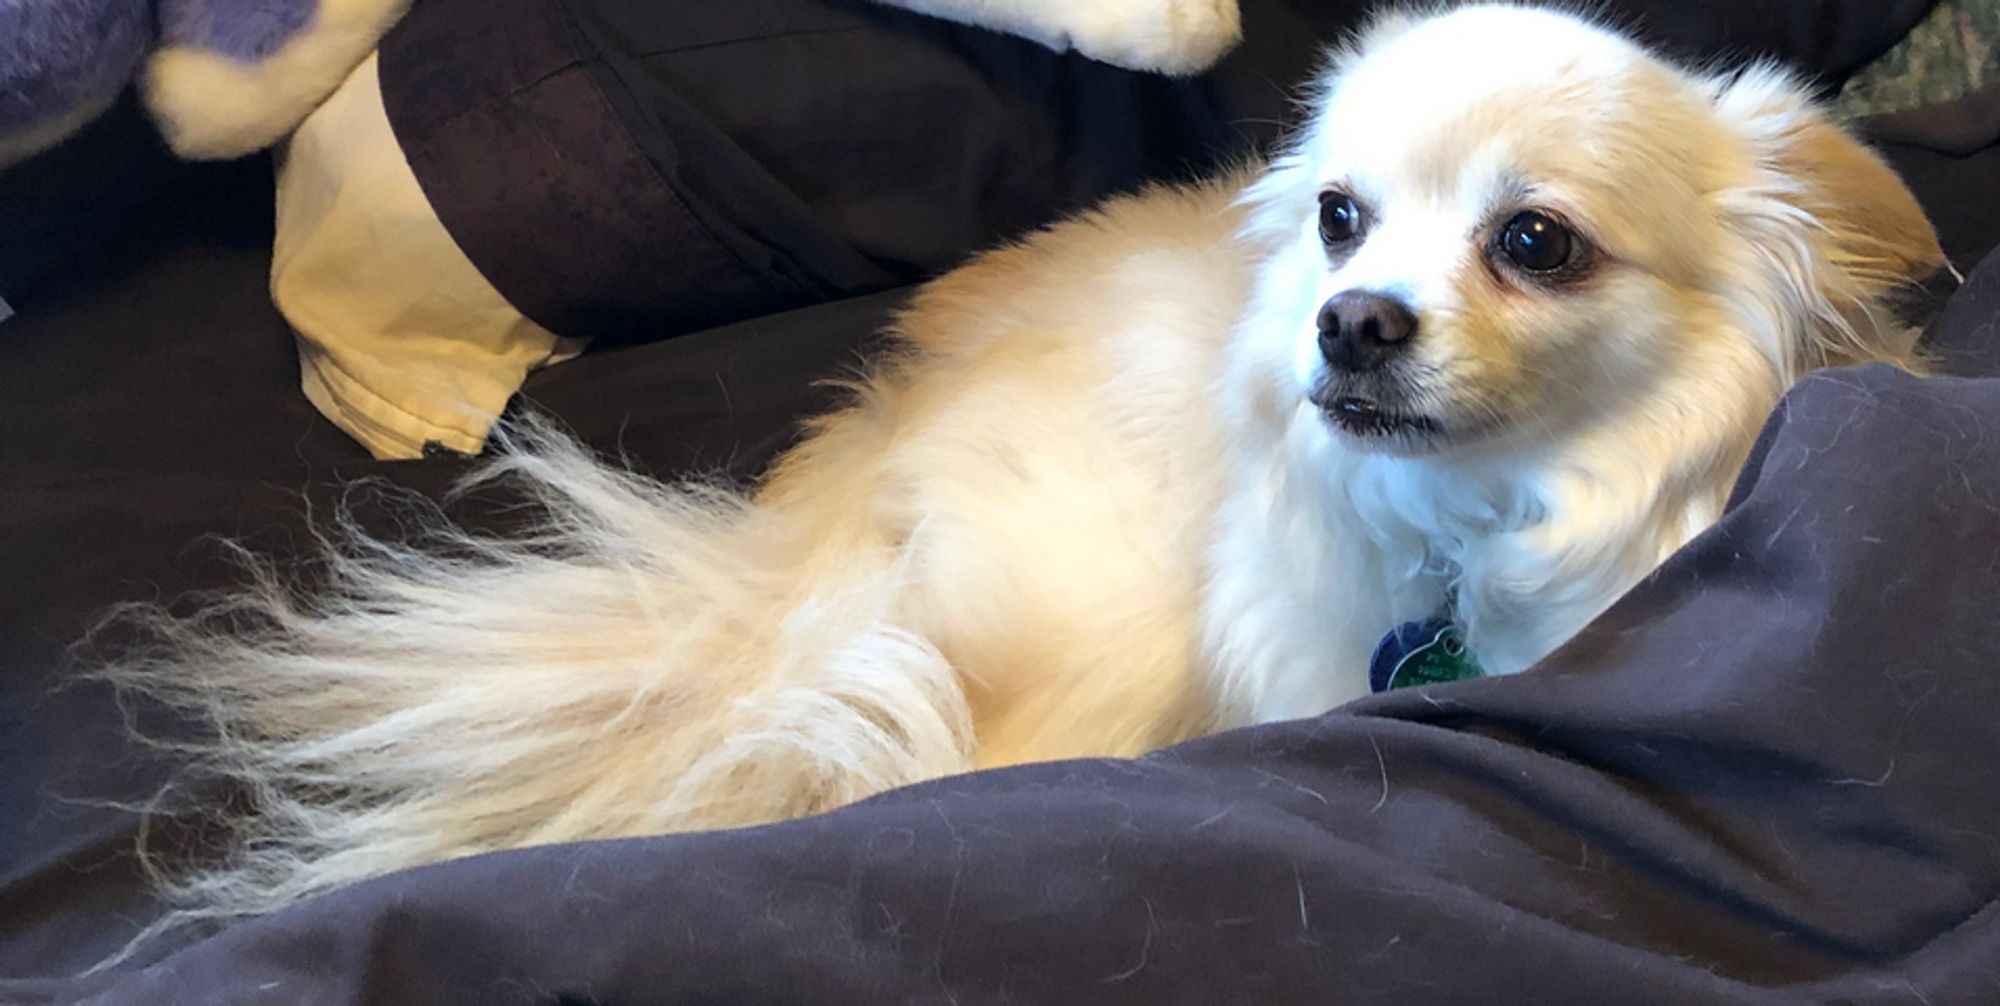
left=1597, top=0, right=1938, bottom=87
left=1860, top=82, right=2000, bottom=157
left=377, top=0, right=1299, bottom=343
left=1875, top=137, right=2000, bottom=274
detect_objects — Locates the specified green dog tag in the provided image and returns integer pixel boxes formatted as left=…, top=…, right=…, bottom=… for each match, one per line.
left=1371, top=619, right=1484, bottom=692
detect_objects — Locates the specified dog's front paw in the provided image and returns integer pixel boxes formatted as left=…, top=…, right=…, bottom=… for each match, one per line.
left=1067, top=0, right=1242, bottom=76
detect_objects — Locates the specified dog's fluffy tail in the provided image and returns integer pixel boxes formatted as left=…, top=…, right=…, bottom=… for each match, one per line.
left=98, top=418, right=972, bottom=927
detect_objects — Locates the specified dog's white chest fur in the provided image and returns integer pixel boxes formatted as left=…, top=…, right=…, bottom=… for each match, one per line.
left=1202, top=403, right=1533, bottom=723
left=1198, top=399, right=1740, bottom=725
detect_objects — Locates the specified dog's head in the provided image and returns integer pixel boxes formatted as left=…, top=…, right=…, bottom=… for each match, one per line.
left=1237, top=4, right=1943, bottom=456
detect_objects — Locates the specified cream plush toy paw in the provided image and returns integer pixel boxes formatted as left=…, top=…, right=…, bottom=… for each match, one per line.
left=882, top=0, right=1244, bottom=75
left=0, top=0, right=411, bottom=167
left=143, top=0, right=414, bottom=159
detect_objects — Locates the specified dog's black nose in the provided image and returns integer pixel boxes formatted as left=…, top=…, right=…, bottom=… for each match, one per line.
left=1317, top=291, right=1418, bottom=372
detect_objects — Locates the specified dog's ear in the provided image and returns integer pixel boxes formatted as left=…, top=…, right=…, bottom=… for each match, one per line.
left=1712, top=67, right=1944, bottom=368
left=1739, top=88, right=1943, bottom=287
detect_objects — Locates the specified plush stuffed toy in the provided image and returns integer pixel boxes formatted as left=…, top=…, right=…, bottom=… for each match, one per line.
left=0, top=0, right=1240, bottom=169
left=884, top=0, right=1242, bottom=76
left=0, top=0, right=413, bottom=166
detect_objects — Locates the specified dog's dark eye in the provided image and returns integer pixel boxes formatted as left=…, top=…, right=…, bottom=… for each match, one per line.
left=1498, top=211, right=1575, bottom=273
left=1319, top=192, right=1363, bottom=246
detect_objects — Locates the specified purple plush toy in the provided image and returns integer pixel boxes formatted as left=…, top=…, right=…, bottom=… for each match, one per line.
left=0, top=0, right=410, bottom=167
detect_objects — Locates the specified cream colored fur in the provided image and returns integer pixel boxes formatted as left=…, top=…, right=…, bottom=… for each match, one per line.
left=143, top=0, right=412, bottom=159
left=878, top=0, right=1242, bottom=74
left=103, top=5, right=1942, bottom=932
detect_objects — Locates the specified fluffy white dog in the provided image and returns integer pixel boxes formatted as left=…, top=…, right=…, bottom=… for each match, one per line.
left=112, top=4, right=1941, bottom=925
